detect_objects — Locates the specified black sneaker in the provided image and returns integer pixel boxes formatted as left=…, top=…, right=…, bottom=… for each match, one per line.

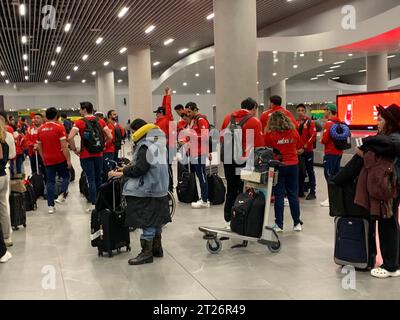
left=306, top=194, right=317, bottom=201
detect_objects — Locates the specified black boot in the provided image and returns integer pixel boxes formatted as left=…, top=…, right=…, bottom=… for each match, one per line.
left=128, top=239, right=154, bottom=266
left=153, top=235, right=164, bottom=258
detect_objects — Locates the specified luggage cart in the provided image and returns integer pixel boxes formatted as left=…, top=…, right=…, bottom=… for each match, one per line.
left=199, top=163, right=281, bottom=254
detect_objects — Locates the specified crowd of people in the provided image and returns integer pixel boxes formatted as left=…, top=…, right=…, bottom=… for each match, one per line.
left=0, top=90, right=399, bottom=279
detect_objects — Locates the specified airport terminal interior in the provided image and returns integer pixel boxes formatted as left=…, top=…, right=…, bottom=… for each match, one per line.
left=1, top=0, right=400, bottom=300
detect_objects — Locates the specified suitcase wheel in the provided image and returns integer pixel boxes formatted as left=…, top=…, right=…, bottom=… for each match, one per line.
left=206, top=239, right=222, bottom=255
left=108, top=251, right=114, bottom=258
left=12, top=226, right=19, bottom=231
left=127, top=246, right=131, bottom=252
left=117, top=248, right=121, bottom=254
left=267, top=241, right=281, bottom=254
left=23, top=224, right=27, bottom=228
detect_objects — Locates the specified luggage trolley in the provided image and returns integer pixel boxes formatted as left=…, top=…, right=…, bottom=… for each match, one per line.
left=199, top=162, right=281, bottom=254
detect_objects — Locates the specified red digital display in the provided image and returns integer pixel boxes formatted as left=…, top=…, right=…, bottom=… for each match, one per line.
left=337, top=90, right=400, bottom=130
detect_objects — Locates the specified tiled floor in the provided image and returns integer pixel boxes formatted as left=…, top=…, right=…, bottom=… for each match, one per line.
left=1, top=155, right=400, bottom=300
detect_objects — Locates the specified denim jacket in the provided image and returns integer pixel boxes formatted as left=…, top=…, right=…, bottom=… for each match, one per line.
left=122, top=128, right=169, bottom=198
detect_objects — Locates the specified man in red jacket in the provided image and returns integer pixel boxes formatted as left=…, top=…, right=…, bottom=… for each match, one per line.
left=261, top=95, right=298, bottom=133
left=26, top=113, right=45, bottom=177
left=220, top=97, right=264, bottom=223
left=296, top=104, right=317, bottom=200
left=320, top=104, right=343, bottom=207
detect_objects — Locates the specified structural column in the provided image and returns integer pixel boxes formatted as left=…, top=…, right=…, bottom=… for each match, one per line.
left=127, top=45, right=153, bottom=123
left=95, top=70, right=116, bottom=114
left=270, top=80, right=287, bottom=107
left=367, top=54, right=388, bottom=92
left=214, top=0, right=258, bottom=127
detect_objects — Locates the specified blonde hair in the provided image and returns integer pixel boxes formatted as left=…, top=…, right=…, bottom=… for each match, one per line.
left=267, top=111, right=295, bottom=132
left=0, top=119, right=6, bottom=143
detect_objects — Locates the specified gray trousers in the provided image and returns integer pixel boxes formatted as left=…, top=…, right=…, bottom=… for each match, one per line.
left=0, top=175, right=11, bottom=240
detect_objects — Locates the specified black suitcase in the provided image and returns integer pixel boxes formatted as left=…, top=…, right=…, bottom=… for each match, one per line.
left=91, top=178, right=131, bottom=257
left=29, top=173, right=45, bottom=200
left=207, top=173, right=226, bottom=205
left=177, top=171, right=199, bottom=204
left=10, top=192, right=27, bottom=231
left=24, top=182, right=37, bottom=212
left=334, top=217, right=375, bottom=270
left=79, top=172, right=90, bottom=201
left=231, top=190, right=265, bottom=238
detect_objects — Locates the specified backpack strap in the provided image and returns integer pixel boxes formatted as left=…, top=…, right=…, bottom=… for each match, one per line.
left=238, top=115, right=253, bottom=127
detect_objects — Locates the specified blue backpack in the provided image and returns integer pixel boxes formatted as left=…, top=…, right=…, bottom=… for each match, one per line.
left=330, top=121, right=352, bottom=151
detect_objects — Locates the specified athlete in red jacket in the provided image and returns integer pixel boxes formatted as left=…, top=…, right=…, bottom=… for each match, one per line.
left=25, top=113, right=45, bottom=176
left=261, top=95, right=298, bottom=133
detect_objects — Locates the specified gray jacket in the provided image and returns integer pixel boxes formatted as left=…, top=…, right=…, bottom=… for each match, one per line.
left=122, top=128, right=169, bottom=198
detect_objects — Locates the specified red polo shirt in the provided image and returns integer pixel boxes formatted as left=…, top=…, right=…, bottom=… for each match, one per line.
left=37, top=122, right=67, bottom=166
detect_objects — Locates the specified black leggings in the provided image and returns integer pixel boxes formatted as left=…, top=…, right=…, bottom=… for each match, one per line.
left=0, top=222, right=6, bottom=258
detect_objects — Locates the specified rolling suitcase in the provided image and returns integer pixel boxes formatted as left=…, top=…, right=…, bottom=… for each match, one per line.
left=91, top=178, right=131, bottom=257
left=10, top=192, right=27, bottom=231
left=334, top=217, right=375, bottom=270
left=29, top=152, right=45, bottom=199
left=177, top=168, right=199, bottom=204
left=79, top=172, right=90, bottom=201
left=24, top=181, right=37, bottom=212
left=207, top=167, right=226, bottom=205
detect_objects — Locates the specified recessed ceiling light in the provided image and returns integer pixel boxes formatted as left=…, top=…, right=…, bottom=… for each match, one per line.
left=24, top=66, right=29, bottom=71
left=120, top=47, right=127, bottom=54
left=47, top=71, right=52, bottom=76
left=173, top=90, right=177, bottom=94
left=118, top=79, right=123, bottom=83
left=348, top=53, right=354, bottom=57
left=333, top=61, right=345, bottom=65
left=118, top=7, right=129, bottom=18
left=330, top=65, right=341, bottom=69
left=274, top=58, right=279, bottom=63
left=311, top=77, right=318, bottom=81
left=164, top=38, right=174, bottom=46
left=332, top=77, right=340, bottom=80
left=56, top=46, right=62, bottom=53
left=104, top=61, right=110, bottom=66
left=19, top=4, right=26, bottom=16
left=153, top=61, right=160, bottom=66
left=299, top=53, right=305, bottom=57
left=272, top=72, right=277, bottom=76
left=44, top=79, right=48, bottom=84
left=178, top=48, right=188, bottom=54
left=73, top=66, right=79, bottom=71
left=82, top=79, right=86, bottom=83
left=325, top=70, right=334, bottom=73
left=210, top=65, right=215, bottom=70
left=388, top=55, right=396, bottom=59
left=183, top=82, right=187, bottom=86
left=273, top=51, right=278, bottom=54
left=316, top=74, right=325, bottom=77
left=145, top=25, right=156, bottom=34
left=23, top=54, right=28, bottom=61
left=195, top=73, right=200, bottom=77
left=96, top=37, right=104, bottom=45
left=196, top=93, right=200, bottom=96
left=21, top=35, right=27, bottom=44
left=121, top=66, right=127, bottom=71
left=92, top=71, right=96, bottom=76
left=257, top=81, right=260, bottom=85
left=5, top=80, right=9, bottom=84
left=318, top=58, right=324, bottom=62
left=293, top=65, right=298, bottom=69
left=82, top=54, right=89, bottom=61
left=359, top=69, right=367, bottom=73
left=66, top=75, right=71, bottom=80
left=64, top=23, right=72, bottom=32
left=206, top=13, right=215, bottom=20
left=207, top=90, right=211, bottom=94
left=25, top=76, right=29, bottom=81
left=51, top=61, right=56, bottom=66
left=0, top=71, right=5, bottom=76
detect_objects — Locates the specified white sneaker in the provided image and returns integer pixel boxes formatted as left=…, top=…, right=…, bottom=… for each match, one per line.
left=272, top=224, right=283, bottom=233
left=0, top=251, right=12, bottom=263
left=284, top=199, right=289, bottom=207
left=86, top=204, right=95, bottom=213
left=191, top=200, right=211, bottom=209
left=48, top=207, right=56, bottom=214
left=224, top=222, right=231, bottom=231
left=320, top=199, right=330, bottom=207
left=294, top=224, right=303, bottom=232
left=55, top=194, right=67, bottom=204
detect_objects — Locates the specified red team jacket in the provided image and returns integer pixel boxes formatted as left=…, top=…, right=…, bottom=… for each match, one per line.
left=264, top=129, right=302, bottom=166
left=296, top=117, right=317, bottom=153
left=260, top=106, right=298, bottom=132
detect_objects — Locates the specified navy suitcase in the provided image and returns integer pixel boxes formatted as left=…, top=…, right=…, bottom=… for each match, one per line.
left=334, top=217, right=375, bottom=270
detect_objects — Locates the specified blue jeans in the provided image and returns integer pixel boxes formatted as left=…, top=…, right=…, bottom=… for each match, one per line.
left=190, top=156, right=208, bottom=202
left=323, top=155, right=342, bottom=182
left=45, top=162, right=70, bottom=207
left=10, top=155, right=25, bottom=177
left=81, top=157, right=103, bottom=205
left=273, top=165, right=301, bottom=229
left=141, top=227, right=163, bottom=241
left=299, top=152, right=316, bottom=195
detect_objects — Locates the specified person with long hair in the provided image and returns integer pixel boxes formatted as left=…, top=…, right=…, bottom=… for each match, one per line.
left=0, top=117, right=12, bottom=263
left=265, top=111, right=303, bottom=233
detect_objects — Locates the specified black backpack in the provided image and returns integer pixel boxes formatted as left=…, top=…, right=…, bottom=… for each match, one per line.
left=64, top=119, right=73, bottom=135
left=114, top=125, right=123, bottom=151
left=83, top=119, right=105, bottom=154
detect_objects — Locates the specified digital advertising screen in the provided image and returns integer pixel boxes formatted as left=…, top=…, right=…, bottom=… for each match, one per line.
left=337, top=90, right=400, bottom=130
